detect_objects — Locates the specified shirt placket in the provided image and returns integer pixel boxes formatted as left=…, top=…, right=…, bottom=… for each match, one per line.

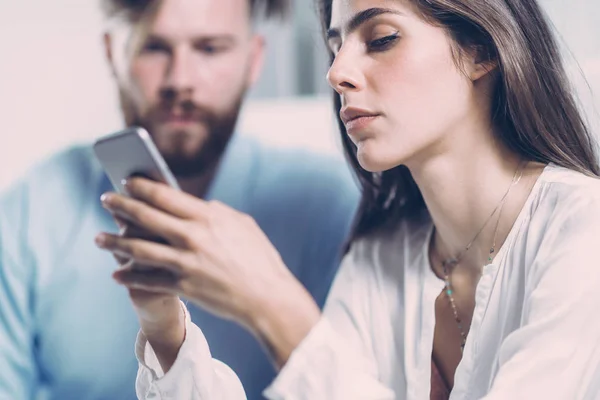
left=450, top=263, right=498, bottom=400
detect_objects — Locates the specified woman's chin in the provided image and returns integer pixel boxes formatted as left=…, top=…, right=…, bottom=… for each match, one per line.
left=356, top=143, right=400, bottom=173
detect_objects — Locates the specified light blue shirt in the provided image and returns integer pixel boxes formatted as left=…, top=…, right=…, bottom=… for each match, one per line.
left=0, top=134, right=359, bottom=400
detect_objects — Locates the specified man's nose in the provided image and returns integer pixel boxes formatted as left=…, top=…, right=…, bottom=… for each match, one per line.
left=161, top=48, right=194, bottom=96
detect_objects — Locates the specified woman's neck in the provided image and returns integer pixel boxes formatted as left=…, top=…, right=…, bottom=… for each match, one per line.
left=408, top=129, right=532, bottom=270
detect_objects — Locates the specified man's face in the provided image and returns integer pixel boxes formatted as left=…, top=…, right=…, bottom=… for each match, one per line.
left=109, top=0, right=263, bottom=176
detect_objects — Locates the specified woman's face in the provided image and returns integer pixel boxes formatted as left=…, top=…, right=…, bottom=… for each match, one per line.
left=327, top=0, right=480, bottom=172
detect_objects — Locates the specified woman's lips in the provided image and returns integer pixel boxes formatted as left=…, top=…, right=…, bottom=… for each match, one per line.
left=340, top=107, right=381, bottom=134
left=345, top=115, right=379, bottom=133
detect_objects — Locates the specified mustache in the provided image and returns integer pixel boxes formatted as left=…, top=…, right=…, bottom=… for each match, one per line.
left=153, top=99, right=213, bottom=122
left=157, top=89, right=205, bottom=114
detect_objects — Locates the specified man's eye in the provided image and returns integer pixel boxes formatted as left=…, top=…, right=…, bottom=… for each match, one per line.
left=196, top=43, right=228, bottom=55
left=142, top=42, right=169, bottom=53
left=200, top=45, right=217, bottom=54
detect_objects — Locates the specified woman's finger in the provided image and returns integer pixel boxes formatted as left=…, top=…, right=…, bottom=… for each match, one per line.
left=113, top=267, right=180, bottom=294
left=96, top=233, right=191, bottom=274
left=113, top=252, right=130, bottom=266
left=123, top=178, right=212, bottom=221
left=101, top=193, right=191, bottom=247
left=108, top=208, right=149, bottom=240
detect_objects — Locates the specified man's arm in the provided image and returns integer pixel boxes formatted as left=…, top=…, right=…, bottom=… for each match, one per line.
left=0, top=185, right=37, bottom=399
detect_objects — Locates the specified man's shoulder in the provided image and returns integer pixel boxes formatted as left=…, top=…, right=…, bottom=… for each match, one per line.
left=2, top=144, right=101, bottom=198
left=0, top=143, right=104, bottom=232
left=248, top=139, right=360, bottom=208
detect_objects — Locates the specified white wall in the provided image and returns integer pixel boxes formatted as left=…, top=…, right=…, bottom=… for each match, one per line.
left=0, top=2, right=121, bottom=188
left=0, top=1, right=598, bottom=190
left=545, top=0, right=600, bottom=136
left=0, top=2, right=317, bottom=190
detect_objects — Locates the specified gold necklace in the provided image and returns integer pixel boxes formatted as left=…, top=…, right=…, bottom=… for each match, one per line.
left=438, top=162, right=524, bottom=352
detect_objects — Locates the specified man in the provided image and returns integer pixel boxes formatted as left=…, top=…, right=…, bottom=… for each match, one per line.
left=0, top=0, right=359, bottom=399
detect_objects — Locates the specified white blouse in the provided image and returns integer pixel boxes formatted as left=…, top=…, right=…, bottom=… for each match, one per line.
left=135, top=164, right=600, bottom=399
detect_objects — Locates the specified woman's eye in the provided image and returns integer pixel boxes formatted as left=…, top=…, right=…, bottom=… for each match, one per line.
left=368, top=33, right=399, bottom=51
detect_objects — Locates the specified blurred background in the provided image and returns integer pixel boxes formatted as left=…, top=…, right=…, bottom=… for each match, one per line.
left=0, top=0, right=599, bottom=189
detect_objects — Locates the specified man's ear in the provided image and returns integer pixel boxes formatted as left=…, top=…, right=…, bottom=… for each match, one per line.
left=104, top=32, right=118, bottom=78
left=247, top=35, right=266, bottom=86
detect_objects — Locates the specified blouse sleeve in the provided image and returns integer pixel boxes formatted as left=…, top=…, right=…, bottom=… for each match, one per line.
left=264, top=243, right=395, bottom=400
left=135, top=301, right=247, bottom=400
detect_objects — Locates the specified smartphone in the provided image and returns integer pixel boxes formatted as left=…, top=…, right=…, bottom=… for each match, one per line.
left=93, top=126, right=180, bottom=194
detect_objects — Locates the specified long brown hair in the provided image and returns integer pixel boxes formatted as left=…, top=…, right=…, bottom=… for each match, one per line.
left=318, top=0, right=600, bottom=244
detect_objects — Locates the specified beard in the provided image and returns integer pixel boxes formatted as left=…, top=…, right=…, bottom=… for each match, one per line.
left=118, top=87, right=246, bottom=178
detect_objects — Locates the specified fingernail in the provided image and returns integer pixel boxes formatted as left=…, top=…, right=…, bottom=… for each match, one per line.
left=121, top=179, right=132, bottom=195
left=95, top=234, right=107, bottom=247
left=100, top=193, right=112, bottom=205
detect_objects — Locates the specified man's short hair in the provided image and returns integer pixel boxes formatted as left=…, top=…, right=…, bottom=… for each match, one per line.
left=101, top=0, right=290, bottom=23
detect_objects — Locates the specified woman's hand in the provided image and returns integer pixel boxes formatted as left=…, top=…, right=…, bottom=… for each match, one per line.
left=108, top=216, right=185, bottom=373
left=95, top=178, right=321, bottom=367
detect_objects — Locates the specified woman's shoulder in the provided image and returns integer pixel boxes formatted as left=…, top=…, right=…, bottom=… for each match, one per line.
left=530, top=163, right=600, bottom=226
left=537, top=163, right=600, bottom=203
left=522, top=164, right=600, bottom=277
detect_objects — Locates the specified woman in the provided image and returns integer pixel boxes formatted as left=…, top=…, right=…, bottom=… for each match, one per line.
left=96, top=0, right=600, bottom=398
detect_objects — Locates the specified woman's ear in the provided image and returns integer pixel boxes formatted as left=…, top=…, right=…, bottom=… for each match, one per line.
left=469, top=45, right=498, bottom=81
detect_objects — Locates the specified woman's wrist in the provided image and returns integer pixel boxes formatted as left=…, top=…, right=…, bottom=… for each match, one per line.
left=138, top=298, right=186, bottom=373
left=140, top=305, right=185, bottom=344
left=248, top=282, right=321, bottom=369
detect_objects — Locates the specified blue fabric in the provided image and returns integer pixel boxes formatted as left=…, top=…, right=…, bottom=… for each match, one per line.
left=0, top=134, right=359, bottom=400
